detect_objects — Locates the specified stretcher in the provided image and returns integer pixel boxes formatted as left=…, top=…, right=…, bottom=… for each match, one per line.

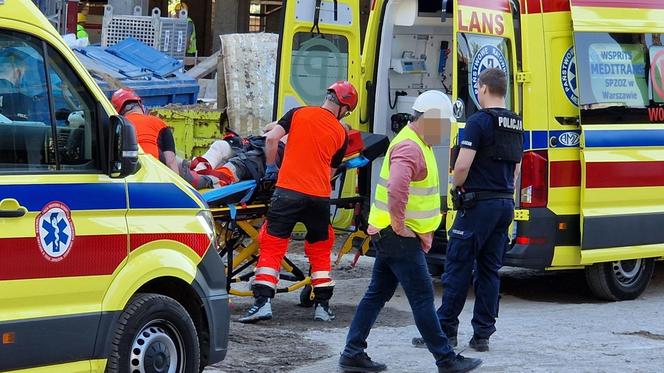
left=204, top=131, right=388, bottom=305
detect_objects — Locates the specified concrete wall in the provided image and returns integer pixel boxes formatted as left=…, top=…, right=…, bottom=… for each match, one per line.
left=213, top=0, right=250, bottom=52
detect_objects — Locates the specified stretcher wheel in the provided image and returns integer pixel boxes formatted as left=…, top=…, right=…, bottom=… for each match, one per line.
left=299, top=285, right=315, bottom=308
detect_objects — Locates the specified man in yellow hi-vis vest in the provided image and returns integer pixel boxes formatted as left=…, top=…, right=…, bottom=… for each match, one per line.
left=175, top=2, right=197, bottom=55
left=339, top=91, right=482, bottom=373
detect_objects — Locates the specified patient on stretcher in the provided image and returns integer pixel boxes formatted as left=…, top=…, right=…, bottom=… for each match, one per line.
left=181, top=130, right=286, bottom=190
left=181, top=124, right=386, bottom=193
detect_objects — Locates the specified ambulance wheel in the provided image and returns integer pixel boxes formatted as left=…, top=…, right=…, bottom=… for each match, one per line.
left=299, top=285, right=315, bottom=308
left=585, top=258, right=655, bottom=301
left=106, top=293, right=200, bottom=373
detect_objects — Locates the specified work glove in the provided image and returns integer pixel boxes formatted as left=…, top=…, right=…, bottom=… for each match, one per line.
left=264, top=163, right=279, bottom=181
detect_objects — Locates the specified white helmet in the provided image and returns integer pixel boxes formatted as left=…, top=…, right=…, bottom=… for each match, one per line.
left=412, top=90, right=454, bottom=120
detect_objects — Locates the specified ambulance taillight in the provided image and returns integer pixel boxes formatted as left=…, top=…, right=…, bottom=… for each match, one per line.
left=520, top=150, right=548, bottom=208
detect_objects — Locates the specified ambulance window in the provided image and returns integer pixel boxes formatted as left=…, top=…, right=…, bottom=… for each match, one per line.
left=0, top=30, right=55, bottom=171
left=290, top=32, right=349, bottom=105
left=45, top=45, right=98, bottom=170
left=575, top=32, right=664, bottom=124
left=456, top=33, right=513, bottom=121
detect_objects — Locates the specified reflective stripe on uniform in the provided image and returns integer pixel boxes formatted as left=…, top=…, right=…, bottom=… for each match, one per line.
left=377, top=177, right=438, bottom=196
left=255, top=267, right=279, bottom=278
left=311, top=271, right=331, bottom=279
left=372, top=200, right=441, bottom=220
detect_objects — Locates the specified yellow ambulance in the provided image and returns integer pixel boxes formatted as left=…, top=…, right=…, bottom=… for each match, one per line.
left=0, top=0, right=229, bottom=371
left=275, top=0, right=664, bottom=300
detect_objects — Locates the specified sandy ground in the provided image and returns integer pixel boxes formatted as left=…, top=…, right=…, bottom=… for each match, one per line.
left=206, top=239, right=664, bottom=373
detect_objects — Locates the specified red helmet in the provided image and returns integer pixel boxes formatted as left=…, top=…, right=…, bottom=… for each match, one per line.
left=327, top=81, right=358, bottom=112
left=111, top=88, right=142, bottom=113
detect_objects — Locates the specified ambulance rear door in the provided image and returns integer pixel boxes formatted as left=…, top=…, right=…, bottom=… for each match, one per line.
left=273, top=0, right=362, bottom=128
left=571, top=0, right=664, bottom=262
left=450, top=0, right=521, bottom=222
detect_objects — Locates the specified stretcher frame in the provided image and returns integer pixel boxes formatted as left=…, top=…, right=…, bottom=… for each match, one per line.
left=210, top=194, right=370, bottom=300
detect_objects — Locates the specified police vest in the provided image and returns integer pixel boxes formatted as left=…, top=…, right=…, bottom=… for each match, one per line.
left=477, top=108, right=524, bottom=164
left=368, top=126, right=442, bottom=234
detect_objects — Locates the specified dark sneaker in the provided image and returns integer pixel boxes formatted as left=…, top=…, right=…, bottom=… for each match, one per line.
left=438, top=354, right=482, bottom=373
left=238, top=297, right=272, bottom=323
left=339, top=352, right=387, bottom=372
left=411, top=335, right=458, bottom=349
left=468, top=336, right=489, bottom=352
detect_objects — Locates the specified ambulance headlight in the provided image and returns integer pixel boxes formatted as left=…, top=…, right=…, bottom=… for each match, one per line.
left=197, top=210, right=216, bottom=243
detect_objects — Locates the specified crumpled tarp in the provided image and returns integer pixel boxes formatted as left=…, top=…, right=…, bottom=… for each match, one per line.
left=220, top=33, right=278, bottom=137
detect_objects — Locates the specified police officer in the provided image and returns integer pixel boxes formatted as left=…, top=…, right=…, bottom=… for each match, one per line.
left=440, top=68, right=522, bottom=352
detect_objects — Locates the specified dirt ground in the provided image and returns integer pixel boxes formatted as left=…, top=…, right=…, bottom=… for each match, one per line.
left=206, top=238, right=664, bottom=373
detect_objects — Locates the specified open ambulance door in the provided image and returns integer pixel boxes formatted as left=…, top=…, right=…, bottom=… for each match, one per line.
left=450, top=0, right=521, bottom=219
left=273, top=0, right=362, bottom=227
left=572, top=0, right=664, bottom=297
left=273, top=0, right=362, bottom=126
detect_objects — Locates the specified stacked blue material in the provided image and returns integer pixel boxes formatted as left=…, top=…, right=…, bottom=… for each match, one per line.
left=75, top=38, right=199, bottom=108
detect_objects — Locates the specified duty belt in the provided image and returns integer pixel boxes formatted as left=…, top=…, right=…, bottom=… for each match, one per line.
left=471, top=191, right=514, bottom=201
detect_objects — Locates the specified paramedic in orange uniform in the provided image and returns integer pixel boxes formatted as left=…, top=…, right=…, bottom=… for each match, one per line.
left=239, top=81, right=357, bottom=323
left=111, top=88, right=179, bottom=173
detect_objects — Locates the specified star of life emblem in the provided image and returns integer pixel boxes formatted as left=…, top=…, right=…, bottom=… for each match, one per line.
left=36, top=202, right=75, bottom=262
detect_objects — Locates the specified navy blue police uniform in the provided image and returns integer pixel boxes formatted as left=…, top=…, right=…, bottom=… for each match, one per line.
left=438, top=107, right=524, bottom=341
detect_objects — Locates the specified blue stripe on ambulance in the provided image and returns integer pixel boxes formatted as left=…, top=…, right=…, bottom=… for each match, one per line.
left=457, top=129, right=581, bottom=150
left=0, top=183, right=127, bottom=211
left=0, top=183, right=199, bottom=212
left=584, top=129, right=664, bottom=148
left=128, top=183, right=200, bottom=209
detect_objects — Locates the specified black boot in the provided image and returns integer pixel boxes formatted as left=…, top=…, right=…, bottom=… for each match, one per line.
left=339, top=352, right=387, bottom=372
left=438, top=354, right=482, bottom=373
left=468, top=335, right=489, bottom=352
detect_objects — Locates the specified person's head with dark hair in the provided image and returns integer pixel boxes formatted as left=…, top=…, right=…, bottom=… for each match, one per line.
left=477, top=67, right=507, bottom=109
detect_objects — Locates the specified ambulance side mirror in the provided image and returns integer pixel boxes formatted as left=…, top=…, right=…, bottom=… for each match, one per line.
left=109, top=115, right=139, bottom=178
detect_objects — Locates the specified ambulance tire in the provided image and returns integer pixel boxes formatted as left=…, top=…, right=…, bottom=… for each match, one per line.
left=106, top=293, right=200, bottom=373
left=585, top=258, right=655, bottom=301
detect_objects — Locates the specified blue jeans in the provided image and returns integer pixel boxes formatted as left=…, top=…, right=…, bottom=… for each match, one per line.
left=343, top=227, right=455, bottom=366
left=438, top=198, right=514, bottom=339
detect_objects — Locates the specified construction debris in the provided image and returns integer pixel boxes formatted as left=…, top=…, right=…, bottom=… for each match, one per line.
left=219, top=33, right=278, bottom=137
left=185, top=51, right=221, bottom=79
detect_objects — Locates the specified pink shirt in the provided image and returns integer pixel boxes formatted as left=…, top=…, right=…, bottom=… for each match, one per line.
left=368, top=139, right=434, bottom=252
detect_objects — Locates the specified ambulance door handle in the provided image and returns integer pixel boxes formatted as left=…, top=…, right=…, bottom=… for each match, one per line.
left=0, top=199, right=27, bottom=218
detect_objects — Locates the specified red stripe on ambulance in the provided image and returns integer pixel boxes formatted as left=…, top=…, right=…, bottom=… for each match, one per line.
left=522, top=0, right=570, bottom=14
left=587, top=161, right=664, bottom=188
left=0, top=233, right=210, bottom=281
left=550, top=161, right=581, bottom=188
left=0, top=235, right=127, bottom=281
left=130, top=233, right=211, bottom=257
